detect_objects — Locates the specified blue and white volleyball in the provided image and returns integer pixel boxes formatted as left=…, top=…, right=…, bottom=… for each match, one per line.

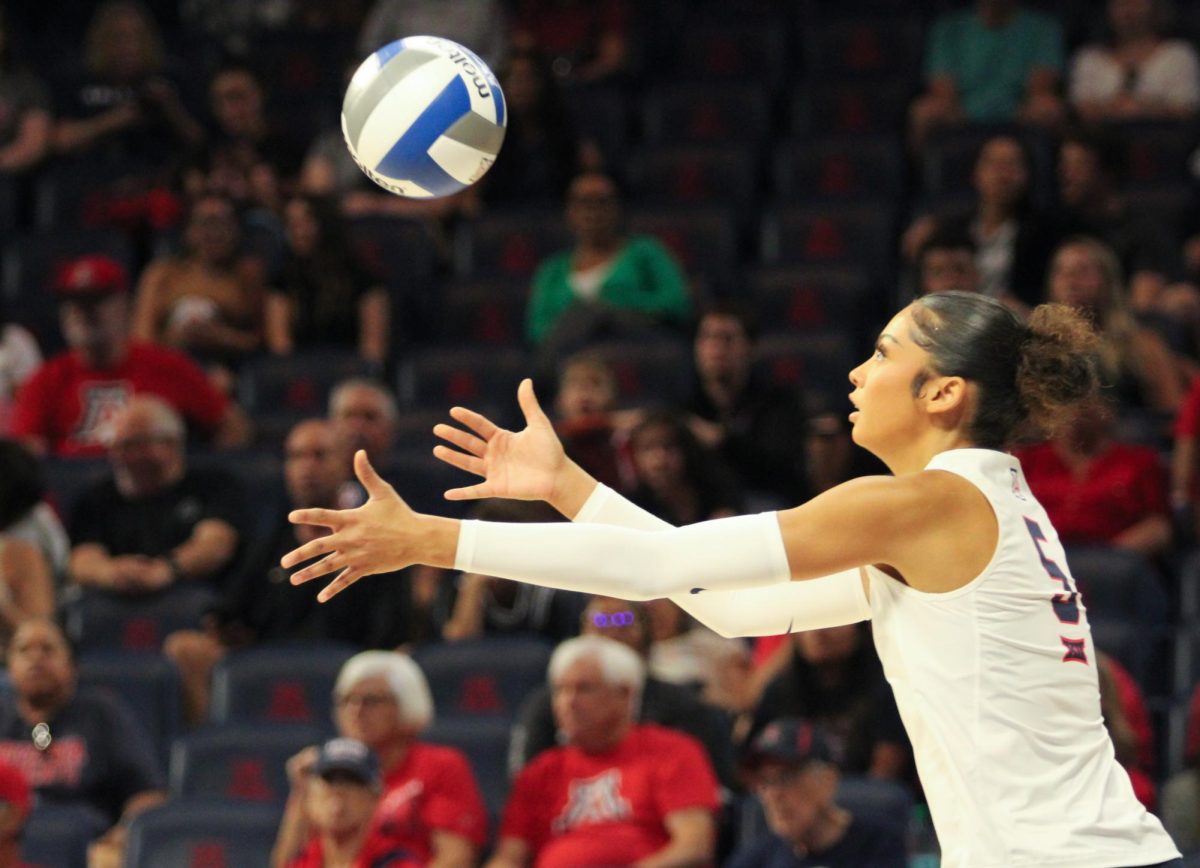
left=342, top=36, right=507, bottom=199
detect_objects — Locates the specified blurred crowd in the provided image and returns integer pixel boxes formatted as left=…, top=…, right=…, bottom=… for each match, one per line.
left=2, top=0, right=1200, bottom=865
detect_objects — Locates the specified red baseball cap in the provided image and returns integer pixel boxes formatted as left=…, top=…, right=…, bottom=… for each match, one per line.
left=51, top=255, right=129, bottom=299
left=0, top=761, right=31, bottom=817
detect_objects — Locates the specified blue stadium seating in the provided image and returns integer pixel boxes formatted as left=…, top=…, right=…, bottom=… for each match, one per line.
left=642, top=83, right=771, bottom=146
left=169, top=724, right=324, bottom=803
left=77, top=650, right=180, bottom=768
left=580, top=339, right=693, bottom=407
left=759, top=203, right=894, bottom=275
left=124, top=801, right=283, bottom=868
left=413, top=636, right=553, bottom=720
left=423, top=715, right=513, bottom=821
left=400, top=346, right=533, bottom=416
left=454, top=210, right=571, bottom=280
left=209, top=642, right=358, bottom=726
left=774, top=136, right=905, bottom=203
left=21, top=804, right=107, bottom=868
left=627, top=206, right=741, bottom=284
left=748, top=264, right=878, bottom=340
left=61, top=584, right=218, bottom=653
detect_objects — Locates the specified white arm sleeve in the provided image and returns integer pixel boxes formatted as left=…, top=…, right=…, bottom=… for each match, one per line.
left=454, top=511, right=792, bottom=602
left=573, top=484, right=872, bottom=638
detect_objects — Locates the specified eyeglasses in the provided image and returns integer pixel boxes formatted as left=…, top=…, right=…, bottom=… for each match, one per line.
left=334, top=692, right=395, bottom=710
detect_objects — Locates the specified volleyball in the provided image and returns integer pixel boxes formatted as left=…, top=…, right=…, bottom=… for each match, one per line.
left=341, top=36, right=507, bottom=199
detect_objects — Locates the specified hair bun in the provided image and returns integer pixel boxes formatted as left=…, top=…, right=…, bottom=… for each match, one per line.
left=1017, top=304, right=1100, bottom=438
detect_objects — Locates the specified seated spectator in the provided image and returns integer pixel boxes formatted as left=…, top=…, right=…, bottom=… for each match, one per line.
left=0, top=760, right=30, bottom=867
left=684, top=302, right=810, bottom=505
left=511, top=0, right=631, bottom=85
left=0, top=303, right=40, bottom=436
left=553, top=351, right=626, bottom=490
left=511, top=596, right=736, bottom=790
left=166, top=419, right=423, bottom=725
left=905, top=135, right=1058, bottom=306
left=278, top=737, right=414, bottom=868
left=329, top=378, right=397, bottom=459
left=1070, top=0, right=1200, bottom=122
left=1018, top=397, right=1171, bottom=557
left=131, top=192, right=266, bottom=375
left=488, top=635, right=718, bottom=868
left=0, top=455, right=55, bottom=652
left=265, top=194, right=389, bottom=367
left=526, top=172, right=692, bottom=361
left=752, top=625, right=910, bottom=782
left=727, top=718, right=906, bottom=868
left=0, top=5, right=52, bottom=175
left=1162, top=684, right=1200, bottom=854
left=643, top=597, right=746, bottom=711
left=483, top=48, right=590, bottom=206
left=1046, top=236, right=1183, bottom=414
left=274, top=651, right=488, bottom=867
left=913, top=226, right=982, bottom=296
left=1055, top=128, right=1181, bottom=313
left=626, top=410, right=742, bottom=526
left=357, top=0, right=507, bottom=67
left=0, top=618, right=165, bottom=832
left=0, top=438, right=67, bottom=581
left=910, top=0, right=1065, bottom=148
left=9, top=255, right=250, bottom=456
left=440, top=499, right=588, bottom=644
left=67, top=395, right=241, bottom=598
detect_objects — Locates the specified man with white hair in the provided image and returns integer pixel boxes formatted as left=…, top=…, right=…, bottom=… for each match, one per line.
left=487, top=635, right=719, bottom=868
left=273, top=651, right=488, bottom=868
left=67, top=394, right=242, bottom=595
left=328, top=378, right=399, bottom=460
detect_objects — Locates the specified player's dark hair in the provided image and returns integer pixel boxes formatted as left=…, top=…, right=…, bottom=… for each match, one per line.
left=910, top=292, right=1099, bottom=449
left=0, top=438, right=44, bottom=531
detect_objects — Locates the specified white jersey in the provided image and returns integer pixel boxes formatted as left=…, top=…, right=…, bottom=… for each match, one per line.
left=867, top=448, right=1179, bottom=868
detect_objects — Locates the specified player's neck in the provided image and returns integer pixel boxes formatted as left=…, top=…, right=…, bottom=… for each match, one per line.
left=882, top=429, right=978, bottom=476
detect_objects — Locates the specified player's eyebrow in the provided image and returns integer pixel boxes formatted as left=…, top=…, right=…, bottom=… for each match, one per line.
left=878, top=333, right=902, bottom=347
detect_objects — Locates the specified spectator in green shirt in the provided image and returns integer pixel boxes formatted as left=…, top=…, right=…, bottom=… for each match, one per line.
left=910, top=0, right=1066, bottom=149
left=525, top=172, right=692, bottom=362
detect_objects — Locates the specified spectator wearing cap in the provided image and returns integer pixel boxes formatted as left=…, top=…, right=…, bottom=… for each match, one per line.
left=278, top=737, right=419, bottom=868
left=67, top=394, right=243, bottom=597
left=274, top=652, right=488, bottom=868
left=489, top=635, right=719, bottom=868
left=8, top=255, right=250, bottom=457
left=727, top=718, right=906, bottom=868
left=0, top=760, right=31, bottom=866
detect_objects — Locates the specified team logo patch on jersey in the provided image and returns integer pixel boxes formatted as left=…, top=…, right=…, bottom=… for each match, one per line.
left=1061, top=637, right=1088, bottom=664
left=553, top=769, right=631, bottom=833
left=1010, top=467, right=1028, bottom=501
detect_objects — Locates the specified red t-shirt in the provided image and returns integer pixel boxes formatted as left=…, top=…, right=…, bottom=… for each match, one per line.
left=286, top=831, right=421, bottom=868
left=1015, top=442, right=1167, bottom=545
left=1174, top=376, right=1200, bottom=437
left=500, top=723, right=720, bottom=868
left=9, top=342, right=227, bottom=457
left=369, top=742, right=488, bottom=862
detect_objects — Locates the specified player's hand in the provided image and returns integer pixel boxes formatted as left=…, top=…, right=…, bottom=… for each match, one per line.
left=433, top=378, right=566, bottom=503
left=284, top=451, right=426, bottom=602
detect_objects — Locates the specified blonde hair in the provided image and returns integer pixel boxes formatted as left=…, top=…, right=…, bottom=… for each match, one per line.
left=335, top=651, right=434, bottom=731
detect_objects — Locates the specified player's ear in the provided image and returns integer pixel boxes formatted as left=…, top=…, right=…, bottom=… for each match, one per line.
left=923, top=374, right=970, bottom=418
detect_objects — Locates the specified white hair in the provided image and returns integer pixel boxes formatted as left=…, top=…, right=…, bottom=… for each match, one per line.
left=328, top=378, right=399, bottom=422
left=334, top=651, right=434, bottom=731
left=548, top=635, right=645, bottom=704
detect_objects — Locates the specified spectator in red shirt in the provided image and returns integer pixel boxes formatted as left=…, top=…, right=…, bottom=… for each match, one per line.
left=9, top=255, right=250, bottom=456
left=274, top=651, right=487, bottom=868
left=1016, top=397, right=1171, bottom=557
left=279, top=737, right=420, bottom=868
left=487, top=635, right=719, bottom=868
left=0, top=759, right=31, bottom=867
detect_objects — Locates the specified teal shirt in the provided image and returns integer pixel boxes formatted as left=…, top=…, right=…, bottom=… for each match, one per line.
left=525, top=235, right=692, bottom=344
left=926, top=8, right=1064, bottom=121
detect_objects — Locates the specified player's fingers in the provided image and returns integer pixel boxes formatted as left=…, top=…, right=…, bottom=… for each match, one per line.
left=317, top=567, right=365, bottom=603
left=449, top=406, right=499, bottom=441
left=288, top=507, right=345, bottom=532
left=355, top=450, right=395, bottom=500
left=280, top=533, right=341, bottom=570
left=443, top=482, right=493, bottom=501
left=432, top=445, right=486, bottom=477
left=517, top=378, right=553, bottom=427
left=433, top=423, right=488, bottom=457
left=288, top=552, right=345, bottom=585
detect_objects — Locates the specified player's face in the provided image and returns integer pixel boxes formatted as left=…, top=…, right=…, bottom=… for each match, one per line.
left=8, top=621, right=75, bottom=708
left=847, top=307, right=931, bottom=456
left=334, top=675, right=404, bottom=751
left=305, top=774, right=377, bottom=837
left=551, top=658, right=633, bottom=748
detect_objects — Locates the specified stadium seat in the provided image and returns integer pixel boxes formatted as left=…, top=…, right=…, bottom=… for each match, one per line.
left=124, top=800, right=283, bottom=868
left=439, top=278, right=528, bottom=346
left=424, top=715, right=512, bottom=821
left=21, top=804, right=108, bottom=868
left=78, top=650, right=180, bottom=768
left=674, top=20, right=787, bottom=85
left=641, top=83, right=771, bottom=146
left=837, top=775, right=915, bottom=837
left=169, top=724, right=324, bottom=803
left=61, top=584, right=218, bottom=653
left=627, top=145, right=759, bottom=215
left=753, top=331, right=858, bottom=408
left=380, top=450, right=474, bottom=518
left=580, top=339, right=693, bottom=407
left=413, top=636, right=553, bottom=720
left=0, top=227, right=134, bottom=355
left=747, top=264, right=878, bottom=339
left=209, top=642, right=358, bottom=726
left=565, top=87, right=629, bottom=169
left=792, top=81, right=915, bottom=137
left=1104, top=119, right=1199, bottom=194
left=759, top=203, right=894, bottom=273
left=774, top=136, right=904, bottom=203
left=400, top=345, right=533, bottom=414
left=39, top=456, right=109, bottom=524
left=626, top=206, right=740, bottom=283
left=1090, top=618, right=1167, bottom=699
left=1064, top=546, right=1169, bottom=627
left=346, top=214, right=439, bottom=287
left=801, top=16, right=925, bottom=83
left=454, top=210, right=571, bottom=280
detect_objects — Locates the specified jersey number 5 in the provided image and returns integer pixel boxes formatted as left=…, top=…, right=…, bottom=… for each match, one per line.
left=1024, top=518, right=1089, bottom=663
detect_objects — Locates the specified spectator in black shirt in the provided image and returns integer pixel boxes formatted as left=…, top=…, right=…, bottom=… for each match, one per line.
left=683, top=302, right=807, bottom=507
left=0, top=618, right=164, bottom=832
left=67, top=394, right=241, bottom=595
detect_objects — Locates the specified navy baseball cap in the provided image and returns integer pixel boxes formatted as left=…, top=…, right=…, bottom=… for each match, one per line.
left=311, top=737, right=381, bottom=789
left=742, top=718, right=833, bottom=769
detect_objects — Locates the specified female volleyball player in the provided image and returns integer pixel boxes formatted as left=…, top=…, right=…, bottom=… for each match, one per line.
left=284, top=292, right=1181, bottom=867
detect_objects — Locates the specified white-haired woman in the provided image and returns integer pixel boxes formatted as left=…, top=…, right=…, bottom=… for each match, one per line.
left=272, top=651, right=488, bottom=868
